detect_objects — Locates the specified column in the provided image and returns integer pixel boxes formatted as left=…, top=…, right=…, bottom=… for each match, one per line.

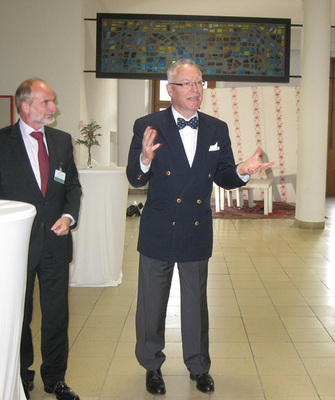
left=295, top=0, right=331, bottom=229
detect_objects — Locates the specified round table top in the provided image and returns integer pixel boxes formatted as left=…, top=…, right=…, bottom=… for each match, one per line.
left=0, top=200, right=36, bottom=223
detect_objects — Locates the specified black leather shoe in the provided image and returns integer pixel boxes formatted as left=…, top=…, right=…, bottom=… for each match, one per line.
left=22, top=380, right=34, bottom=391
left=44, top=381, right=80, bottom=400
left=146, top=369, right=166, bottom=395
left=22, top=380, right=34, bottom=399
left=190, top=372, right=214, bottom=393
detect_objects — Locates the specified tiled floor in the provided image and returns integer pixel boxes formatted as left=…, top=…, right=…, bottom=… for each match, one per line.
left=28, top=195, right=335, bottom=399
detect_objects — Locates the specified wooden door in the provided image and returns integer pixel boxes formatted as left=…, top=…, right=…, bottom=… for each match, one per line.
left=327, top=58, right=335, bottom=196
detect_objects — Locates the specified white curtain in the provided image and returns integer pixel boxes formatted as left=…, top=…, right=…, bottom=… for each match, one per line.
left=202, top=86, right=300, bottom=203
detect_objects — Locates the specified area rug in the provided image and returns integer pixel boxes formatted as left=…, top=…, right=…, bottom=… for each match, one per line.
left=211, top=199, right=295, bottom=219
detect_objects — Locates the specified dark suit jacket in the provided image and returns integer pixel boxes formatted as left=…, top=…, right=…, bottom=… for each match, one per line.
left=0, top=121, right=82, bottom=268
left=127, top=107, right=245, bottom=263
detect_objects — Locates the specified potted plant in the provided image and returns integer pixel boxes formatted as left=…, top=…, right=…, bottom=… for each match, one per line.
left=76, top=120, right=102, bottom=168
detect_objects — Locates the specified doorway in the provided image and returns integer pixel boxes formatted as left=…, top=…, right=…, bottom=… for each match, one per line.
left=327, top=58, right=335, bottom=196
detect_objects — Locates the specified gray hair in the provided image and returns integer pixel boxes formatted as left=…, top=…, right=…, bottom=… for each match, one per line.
left=167, top=59, right=201, bottom=82
left=15, top=78, right=45, bottom=113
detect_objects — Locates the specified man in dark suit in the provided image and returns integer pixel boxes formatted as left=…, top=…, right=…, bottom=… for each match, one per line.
left=0, top=78, right=82, bottom=400
left=127, top=59, right=274, bottom=395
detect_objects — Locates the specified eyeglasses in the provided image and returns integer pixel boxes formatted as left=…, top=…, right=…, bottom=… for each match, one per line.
left=169, top=81, right=205, bottom=89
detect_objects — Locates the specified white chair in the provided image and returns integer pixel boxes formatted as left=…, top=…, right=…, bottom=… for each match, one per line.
left=213, top=184, right=243, bottom=211
left=240, top=178, right=274, bottom=215
left=213, top=178, right=274, bottom=215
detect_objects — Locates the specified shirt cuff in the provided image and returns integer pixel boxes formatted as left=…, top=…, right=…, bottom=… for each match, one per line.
left=140, top=154, right=151, bottom=173
left=236, top=163, right=250, bottom=182
left=62, top=214, right=75, bottom=226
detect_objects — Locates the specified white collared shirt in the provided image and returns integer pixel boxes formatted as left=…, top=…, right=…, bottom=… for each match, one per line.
left=19, top=119, right=48, bottom=189
left=171, top=107, right=198, bottom=167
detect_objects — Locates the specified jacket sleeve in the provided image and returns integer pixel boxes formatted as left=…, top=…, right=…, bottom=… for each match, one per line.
left=212, top=119, right=246, bottom=190
left=62, top=137, right=82, bottom=227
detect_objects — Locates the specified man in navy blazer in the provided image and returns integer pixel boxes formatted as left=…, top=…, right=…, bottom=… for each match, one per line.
left=0, top=79, right=82, bottom=400
left=127, top=59, right=274, bottom=395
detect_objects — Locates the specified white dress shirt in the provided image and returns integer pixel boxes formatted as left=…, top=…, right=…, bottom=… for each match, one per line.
left=171, top=107, right=198, bottom=167
left=19, top=119, right=48, bottom=189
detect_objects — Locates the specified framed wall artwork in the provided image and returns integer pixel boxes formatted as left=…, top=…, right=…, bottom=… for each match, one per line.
left=96, top=14, right=291, bottom=82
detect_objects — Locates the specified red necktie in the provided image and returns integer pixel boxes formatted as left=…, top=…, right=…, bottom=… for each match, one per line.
left=30, top=131, right=50, bottom=196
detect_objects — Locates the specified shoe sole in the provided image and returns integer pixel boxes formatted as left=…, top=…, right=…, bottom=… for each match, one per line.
left=196, top=384, right=214, bottom=393
left=146, top=386, right=166, bottom=395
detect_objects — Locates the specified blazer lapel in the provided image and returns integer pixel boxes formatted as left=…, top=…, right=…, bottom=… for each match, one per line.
left=45, top=128, right=57, bottom=190
left=45, top=127, right=66, bottom=198
left=10, top=123, right=42, bottom=194
left=192, top=113, right=215, bottom=170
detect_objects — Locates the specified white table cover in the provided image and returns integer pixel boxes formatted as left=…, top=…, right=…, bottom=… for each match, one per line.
left=70, top=165, right=128, bottom=287
left=0, top=200, right=36, bottom=400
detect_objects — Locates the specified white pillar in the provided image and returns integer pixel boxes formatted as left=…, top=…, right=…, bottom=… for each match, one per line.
left=295, top=0, right=331, bottom=229
left=117, top=80, right=150, bottom=167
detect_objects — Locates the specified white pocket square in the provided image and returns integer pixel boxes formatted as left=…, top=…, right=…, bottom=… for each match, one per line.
left=209, top=142, right=220, bottom=151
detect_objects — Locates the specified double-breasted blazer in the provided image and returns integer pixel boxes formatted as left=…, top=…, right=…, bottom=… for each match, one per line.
left=0, top=121, right=82, bottom=268
left=127, top=107, right=245, bottom=263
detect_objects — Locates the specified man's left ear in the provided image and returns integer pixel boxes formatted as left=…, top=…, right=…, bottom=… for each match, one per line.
left=166, top=83, right=173, bottom=97
left=21, top=101, right=29, bottom=113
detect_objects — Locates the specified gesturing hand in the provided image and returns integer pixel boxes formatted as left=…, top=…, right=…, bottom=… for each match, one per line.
left=237, top=148, right=275, bottom=176
left=140, top=126, right=161, bottom=166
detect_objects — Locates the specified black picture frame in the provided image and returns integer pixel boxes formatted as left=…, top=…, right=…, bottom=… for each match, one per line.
left=96, top=13, right=291, bottom=83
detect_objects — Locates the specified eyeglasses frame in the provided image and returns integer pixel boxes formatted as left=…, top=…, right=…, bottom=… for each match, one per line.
left=168, top=81, right=206, bottom=89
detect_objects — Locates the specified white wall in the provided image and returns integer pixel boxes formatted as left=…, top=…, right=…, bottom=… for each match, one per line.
left=81, top=0, right=118, bottom=166
left=0, top=0, right=82, bottom=161
left=0, top=0, right=119, bottom=167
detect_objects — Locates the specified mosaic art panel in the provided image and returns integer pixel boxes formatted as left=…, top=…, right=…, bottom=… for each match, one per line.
left=96, top=14, right=291, bottom=82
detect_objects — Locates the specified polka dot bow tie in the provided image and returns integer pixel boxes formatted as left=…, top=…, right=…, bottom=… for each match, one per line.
left=177, top=116, right=199, bottom=130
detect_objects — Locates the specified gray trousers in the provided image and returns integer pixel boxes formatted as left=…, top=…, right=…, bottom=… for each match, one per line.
left=135, top=254, right=211, bottom=375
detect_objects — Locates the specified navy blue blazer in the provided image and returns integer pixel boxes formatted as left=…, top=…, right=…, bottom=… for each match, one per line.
left=127, top=107, right=245, bottom=263
left=0, top=121, right=82, bottom=268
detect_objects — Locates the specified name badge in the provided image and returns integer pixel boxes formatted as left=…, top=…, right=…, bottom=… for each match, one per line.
left=54, top=169, right=66, bottom=184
